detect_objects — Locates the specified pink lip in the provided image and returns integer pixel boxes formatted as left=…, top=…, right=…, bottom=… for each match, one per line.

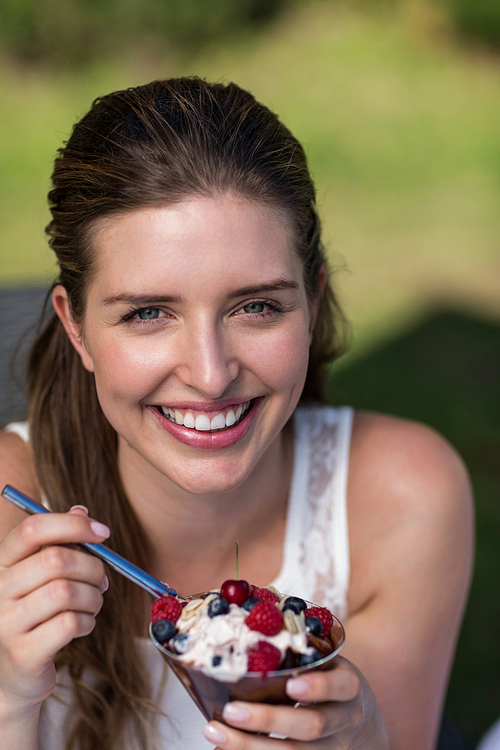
left=156, top=397, right=253, bottom=413
left=148, top=398, right=263, bottom=450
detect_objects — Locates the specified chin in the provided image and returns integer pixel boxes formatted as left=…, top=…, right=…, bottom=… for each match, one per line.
left=163, top=452, right=257, bottom=497
left=173, top=468, right=251, bottom=498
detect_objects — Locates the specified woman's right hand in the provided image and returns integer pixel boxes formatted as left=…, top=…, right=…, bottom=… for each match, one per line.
left=0, top=507, right=109, bottom=713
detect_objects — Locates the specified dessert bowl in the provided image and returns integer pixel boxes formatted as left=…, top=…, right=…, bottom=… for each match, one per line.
left=149, top=595, right=345, bottom=723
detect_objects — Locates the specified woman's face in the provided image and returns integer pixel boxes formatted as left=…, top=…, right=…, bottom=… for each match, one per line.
left=55, top=195, right=315, bottom=496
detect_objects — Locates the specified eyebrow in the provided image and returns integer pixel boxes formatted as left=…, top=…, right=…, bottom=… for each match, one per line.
left=231, top=279, right=300, bottom=296
left=102, top=279, right=299, bottom=307
left=102, top=294, right=181, bottom=307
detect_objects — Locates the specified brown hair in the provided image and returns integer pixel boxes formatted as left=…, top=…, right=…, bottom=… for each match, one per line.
left=27, top=77, right=348, bottom=749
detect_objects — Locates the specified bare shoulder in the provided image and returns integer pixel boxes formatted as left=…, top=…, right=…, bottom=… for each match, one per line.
left=0, top=430, right=40, bottom=541
left=349, top=409, right=472, bottom=519
left=347, top=410, right=474, bottom=614
left=343, top=412, right=474, bottom=748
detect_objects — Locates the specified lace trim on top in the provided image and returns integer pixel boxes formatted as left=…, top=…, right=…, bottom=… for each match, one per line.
left=270, top=405, right=352, bottom=621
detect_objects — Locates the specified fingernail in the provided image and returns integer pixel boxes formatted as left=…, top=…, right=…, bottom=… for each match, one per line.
left=70, top=505, right=89, bottom=514
left=90, top=521, right=110, bottom=539
left=222, top=702, right=250, bottom=724
left=101, top=575, right=109, bottom=593
left=202, top=723, right=227, bottom=745
left=286, top=677, right=309, bottom=698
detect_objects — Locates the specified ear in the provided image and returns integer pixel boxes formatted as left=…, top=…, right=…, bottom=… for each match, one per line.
left=52, top=285, right=95, bottom=372
left=309, top=264, right=327, bottom=343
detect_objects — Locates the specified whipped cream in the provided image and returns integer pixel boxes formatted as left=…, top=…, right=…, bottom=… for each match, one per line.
left=175, top=598, right=310, bottom=682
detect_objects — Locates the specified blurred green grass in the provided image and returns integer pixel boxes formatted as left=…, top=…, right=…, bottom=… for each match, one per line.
left=1, top=2, right=500, bottom=744
left=329, top=307, right=500, bottom=745
left=1, top=0, right=499, bottom=351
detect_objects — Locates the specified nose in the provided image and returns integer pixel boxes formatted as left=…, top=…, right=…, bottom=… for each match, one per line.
left=174, top=319, right=240, bottom=398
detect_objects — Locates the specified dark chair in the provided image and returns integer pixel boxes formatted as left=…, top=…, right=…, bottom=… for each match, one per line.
left=0, top=285, right=49, bottom=425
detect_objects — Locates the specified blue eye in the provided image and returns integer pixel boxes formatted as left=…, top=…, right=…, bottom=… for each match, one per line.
left=243, top=302, right=266, bottom=314
left=137, top=308, right=160, bottom=320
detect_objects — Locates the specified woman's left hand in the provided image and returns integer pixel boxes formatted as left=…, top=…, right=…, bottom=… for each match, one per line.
left=202, top=656, right=389, bottom=749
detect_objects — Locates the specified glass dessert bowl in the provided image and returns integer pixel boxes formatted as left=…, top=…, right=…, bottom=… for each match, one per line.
left=149, top=581, right=345, bottom=723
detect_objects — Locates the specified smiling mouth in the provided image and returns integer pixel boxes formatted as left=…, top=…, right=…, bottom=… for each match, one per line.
left=158, top=400, right=253, bottom=432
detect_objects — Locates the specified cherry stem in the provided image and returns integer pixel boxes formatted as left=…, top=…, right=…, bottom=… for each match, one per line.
left=235, top=540, right=239, bottom=580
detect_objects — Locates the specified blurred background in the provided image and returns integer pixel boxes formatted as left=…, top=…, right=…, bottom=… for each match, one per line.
left=0, top=0, right=499, bottom=746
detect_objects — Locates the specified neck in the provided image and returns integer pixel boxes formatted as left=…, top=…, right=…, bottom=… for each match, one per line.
left=117, top=423, right=294, bottom=596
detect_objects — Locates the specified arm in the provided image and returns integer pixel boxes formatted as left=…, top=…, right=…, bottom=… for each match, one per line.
left=202, top=413, right=473, bottom=749
left=0, top=432, right=110, bottom=750
left=343, top=412, right=474, bottom=749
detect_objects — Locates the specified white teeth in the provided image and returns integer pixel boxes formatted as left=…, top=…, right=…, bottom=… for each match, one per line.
left=210, top=413, right=226, bottom=430
left=195, top=414, right=211, bottom=431
left=161, top=401, right=252, bottom=431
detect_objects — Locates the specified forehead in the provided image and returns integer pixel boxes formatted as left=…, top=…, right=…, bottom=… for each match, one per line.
left=87, top=196, right=302, bottom=295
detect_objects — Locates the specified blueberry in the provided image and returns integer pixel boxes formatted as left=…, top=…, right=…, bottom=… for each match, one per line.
left=299, top=648, right=322, bottom=667
left=282, top=596, right=307, bottom=614
left=208, top=596, right=230, bottom=618
left=241, top=596, right=260, bottom=612
left=171, top=632, right=190, bottom=654
left=212, top=655, right=222, bottom=667
left=152, top=619, right=177, bottom=644
left=305, top=616, right=323, bottom=636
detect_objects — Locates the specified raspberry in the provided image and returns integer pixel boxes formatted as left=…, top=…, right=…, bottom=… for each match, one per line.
left=247, top=641, right=282, bottom=675
left=303, top=606, right=334, bottom=636
left=245, top=601, right=284, bottom=636
left=251, top=587, right=280, bottom=604
left=151, top=595, right=183, bottom=625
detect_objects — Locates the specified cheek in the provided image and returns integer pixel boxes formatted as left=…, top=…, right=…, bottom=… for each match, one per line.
left=90, top=339, right=171, bottom=402
left=246, top=328, right=310, bottom=392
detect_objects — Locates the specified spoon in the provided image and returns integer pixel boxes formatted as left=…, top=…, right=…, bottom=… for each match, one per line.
left=1, top=484, right=180, bottom=599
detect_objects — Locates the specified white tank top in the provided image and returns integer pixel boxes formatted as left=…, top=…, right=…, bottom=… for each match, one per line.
left=478, top=720, right=500, bottom=750
left=4, top=404, right=353, bottom=749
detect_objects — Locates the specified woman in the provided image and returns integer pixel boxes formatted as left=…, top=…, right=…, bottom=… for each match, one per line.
left=0, top=77, right=473, bottom=750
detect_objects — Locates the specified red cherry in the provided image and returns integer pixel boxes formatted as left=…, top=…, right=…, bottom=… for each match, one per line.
left=220, top=579, right=252, bottom=606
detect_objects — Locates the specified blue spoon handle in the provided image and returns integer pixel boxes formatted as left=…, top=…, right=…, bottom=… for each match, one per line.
left=1, top=484, right=179, bottom=599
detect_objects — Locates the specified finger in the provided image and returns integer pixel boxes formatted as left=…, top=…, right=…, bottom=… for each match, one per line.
left=63, top=505, right=91, bottom=550
left=7, top=610, right=99, bottom=675
left=68, top=506, right=89, bottom=515
left=0, top=512, right=110, bottom=567
left=285, top=657, right=360, bottom=704
left=221, top=699, right=357, bottom=742
left=4, top=578, right=104, bottom=636
left=0, top=543, right=107, bottom=600
left=203, top=720, right=278, bottom=749
left=203, top=719, right=339, bottom=749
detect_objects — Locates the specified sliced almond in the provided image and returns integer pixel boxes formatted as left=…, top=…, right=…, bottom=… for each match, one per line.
left=265, top=585, right=283, bottom=601
left=177, top=598, right=204, bottom=628
left=181, top=598, right=205, bottom=614
left=284, top=609, right=306, bottom=634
